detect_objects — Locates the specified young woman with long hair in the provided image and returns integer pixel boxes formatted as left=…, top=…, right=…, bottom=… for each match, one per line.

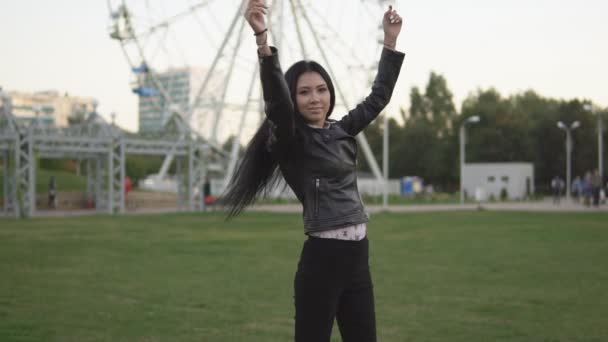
left=222, top=1, right=404, bottom=340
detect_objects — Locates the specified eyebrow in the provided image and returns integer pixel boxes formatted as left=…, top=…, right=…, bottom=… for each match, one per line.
left=297, top=84, right=327, bottom=91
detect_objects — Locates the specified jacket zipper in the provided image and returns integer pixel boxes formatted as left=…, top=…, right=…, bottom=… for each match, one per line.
left=314, top=178, right=320, bottom=217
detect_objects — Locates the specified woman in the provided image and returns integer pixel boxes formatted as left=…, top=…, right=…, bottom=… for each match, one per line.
left=222, top=1, right=404, bottom=340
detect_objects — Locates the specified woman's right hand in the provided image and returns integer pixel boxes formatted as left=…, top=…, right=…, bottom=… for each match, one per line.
left=244, top=0, right=268, bottom=34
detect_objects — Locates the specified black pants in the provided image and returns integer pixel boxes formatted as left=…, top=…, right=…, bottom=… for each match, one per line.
left=294, top=236, right=376, bottom=342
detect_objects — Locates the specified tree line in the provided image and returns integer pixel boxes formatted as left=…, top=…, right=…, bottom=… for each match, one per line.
left=359, top=72, right=607, bottom=193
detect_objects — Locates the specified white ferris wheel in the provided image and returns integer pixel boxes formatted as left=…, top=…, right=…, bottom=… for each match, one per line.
left=107, top=0, right=393, bottom=185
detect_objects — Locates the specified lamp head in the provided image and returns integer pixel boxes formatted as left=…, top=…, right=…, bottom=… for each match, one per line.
left=557, top=121, right=566, bottom=129
left=571, top=121, right=580, bottom=129
left=467, top=115, right=480, bottom=123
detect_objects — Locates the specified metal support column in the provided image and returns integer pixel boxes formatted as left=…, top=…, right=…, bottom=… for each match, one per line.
left=110, top=137, right=125, bottom=214
left=95, top=155, right=107, bottom=213
left=188, top=144, right=196, bottom=212
left=107, top=147, right=113, bottom=214
left=86, top=158, right=95, bottom=208
left=176, top=156, right=185, bottom=210
left=201, top=146, right=209, bottom=211
left=2, top=151, right=7, bottom=213
left=599, top=114, right=604, bottom=180
left=13, top=135, right=21, bottom=218
left=188, top=142, right=207, bottom=211
left=2, top=148, right=18, bottom=217
left=17, top=131, right=35, bottom=217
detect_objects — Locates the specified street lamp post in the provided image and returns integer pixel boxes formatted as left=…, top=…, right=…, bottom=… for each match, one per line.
left=557, top=120, right=580, bottom=201
left=600, top=112, right=604, bottom=180
left=584, top=104, right=604, bottom=181
left=382, top=112, right=389, bottom=210
left=460, top=115, right=480, bottom=204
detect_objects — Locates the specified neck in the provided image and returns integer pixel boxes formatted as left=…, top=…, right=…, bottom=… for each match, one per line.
left=307, top=119, right=326, bottom=129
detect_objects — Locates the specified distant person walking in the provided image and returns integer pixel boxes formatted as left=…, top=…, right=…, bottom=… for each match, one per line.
left=203, top=176, right=215, bottom=208
left=583, top=171, right=593, bottom=207
left=591, top=169, right=602, bottom=207
left=48, top=176, right=57, bottom=209
left=551, top=175, right=564, bottom=204
left=571, top=176, right=582, bottom=203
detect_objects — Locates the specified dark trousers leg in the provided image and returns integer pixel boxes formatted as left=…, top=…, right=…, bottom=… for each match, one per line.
left=336, top=266, right=377, bottom=342
left=294, top=237, right=376, bottom=342
left=294, top=272, right=339, bottom=342
left=294, top=238, right=340, bottom=342
left=593, top=188, right=600, bottom=206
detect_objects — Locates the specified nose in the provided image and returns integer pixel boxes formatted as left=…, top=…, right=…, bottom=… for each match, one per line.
left=310, top=90, right=320, bottom=103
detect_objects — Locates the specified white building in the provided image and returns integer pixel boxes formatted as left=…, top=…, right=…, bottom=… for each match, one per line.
left=463, top=162, right=534, bottom=201
left=137, top=67, right=225, bottom=136
left=8, top=90, right=96, bottom=127
left=138, top=68, right=191, bottom=132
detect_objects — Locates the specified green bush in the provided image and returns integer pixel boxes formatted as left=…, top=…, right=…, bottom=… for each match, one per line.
left=500, top=187, right=509, bottom=201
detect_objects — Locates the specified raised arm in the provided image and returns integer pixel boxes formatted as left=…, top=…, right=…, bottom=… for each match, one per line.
left=338, top=6, right=405, bottom=136
left=245, top=0, right=295, bottom=140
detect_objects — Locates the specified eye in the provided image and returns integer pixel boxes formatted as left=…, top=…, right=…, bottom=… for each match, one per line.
left=298, top=90, right=309, bottom=95
left=318, top=87, right=327, bottom=93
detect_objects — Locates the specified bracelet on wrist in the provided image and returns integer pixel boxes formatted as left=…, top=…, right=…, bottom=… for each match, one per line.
left=254, top=28, right=268, bottom=36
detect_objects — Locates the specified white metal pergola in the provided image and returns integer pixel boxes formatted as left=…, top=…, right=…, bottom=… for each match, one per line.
left=1, top=91, right=219, bottom=219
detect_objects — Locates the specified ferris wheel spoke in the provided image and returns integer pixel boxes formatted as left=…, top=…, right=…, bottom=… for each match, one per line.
left=306, top=5, right=368, bottom=68
left=187, top=1, right=246, bottom=121
left=199, top=0, right=224, bottom=34
left=138, top=24, right=166, bottom=64
left=189, top=2, right=219, bottom=48
left=223, top=64, right=260, bottom=188
left=269, top=0, right=284, bottom=51
left=159, top=30, right=174, bottom=66
left=209, top=16, right=248, bottom=143
left=167, top=26, right=190, bottom=68
left=134, top=0, right=214, bottom=40
left=288, top=0, right=309, bottom=59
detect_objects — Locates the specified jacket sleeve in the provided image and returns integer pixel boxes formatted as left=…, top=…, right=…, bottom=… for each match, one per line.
left=259, top=47, right=295, bottom=141
left=337, top=48, right=405, bottom=136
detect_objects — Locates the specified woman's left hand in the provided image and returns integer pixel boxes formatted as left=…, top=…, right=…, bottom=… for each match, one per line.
left=383, top=5, right=403, bottom=49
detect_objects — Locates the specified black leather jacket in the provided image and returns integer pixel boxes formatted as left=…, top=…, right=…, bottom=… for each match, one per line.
left=259, top=47, right=404, bottom=234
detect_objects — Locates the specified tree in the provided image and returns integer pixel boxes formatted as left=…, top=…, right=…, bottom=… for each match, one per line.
left=407, top=72, right=457, bottom=137
left=460, top=88, right=533, bottom=163
left=222, top=135, right=245, bottom=158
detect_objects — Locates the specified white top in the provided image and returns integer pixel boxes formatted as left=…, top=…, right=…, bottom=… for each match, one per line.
left=308, top=223, right=367, bottom=241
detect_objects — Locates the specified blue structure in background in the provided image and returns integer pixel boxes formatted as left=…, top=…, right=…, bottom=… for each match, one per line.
left=401, top=176, right=423, bottom=195
left=131, top=63, right=149, bottom=73
left=131, top=63, right=158, bottom=97
left=132, top=87, right=157, bottom=97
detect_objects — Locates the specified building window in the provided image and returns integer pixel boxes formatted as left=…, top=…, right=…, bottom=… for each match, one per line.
left=501, top=176, right=509, bottom=183
left=488, top=176, right=495, bottom=182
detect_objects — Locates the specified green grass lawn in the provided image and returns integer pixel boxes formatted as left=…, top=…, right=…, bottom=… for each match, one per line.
left=1, top=211, right=607, bottom=341
left=0, top=168, right=87, bottom=194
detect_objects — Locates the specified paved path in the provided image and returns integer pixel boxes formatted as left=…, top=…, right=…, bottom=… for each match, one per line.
left=250, top=201, right=608, bottom=213
left=4, top=198, right=606, bottom=219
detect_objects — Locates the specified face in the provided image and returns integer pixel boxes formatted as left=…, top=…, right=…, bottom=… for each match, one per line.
left=295, top=71, right=331, bottom=128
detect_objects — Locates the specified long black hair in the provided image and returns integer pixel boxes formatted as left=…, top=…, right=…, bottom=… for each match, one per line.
left=221, top=60, right=336, bottom=218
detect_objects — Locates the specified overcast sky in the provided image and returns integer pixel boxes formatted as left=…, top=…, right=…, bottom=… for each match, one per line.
left=1, top=0, right=607, bottom=132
